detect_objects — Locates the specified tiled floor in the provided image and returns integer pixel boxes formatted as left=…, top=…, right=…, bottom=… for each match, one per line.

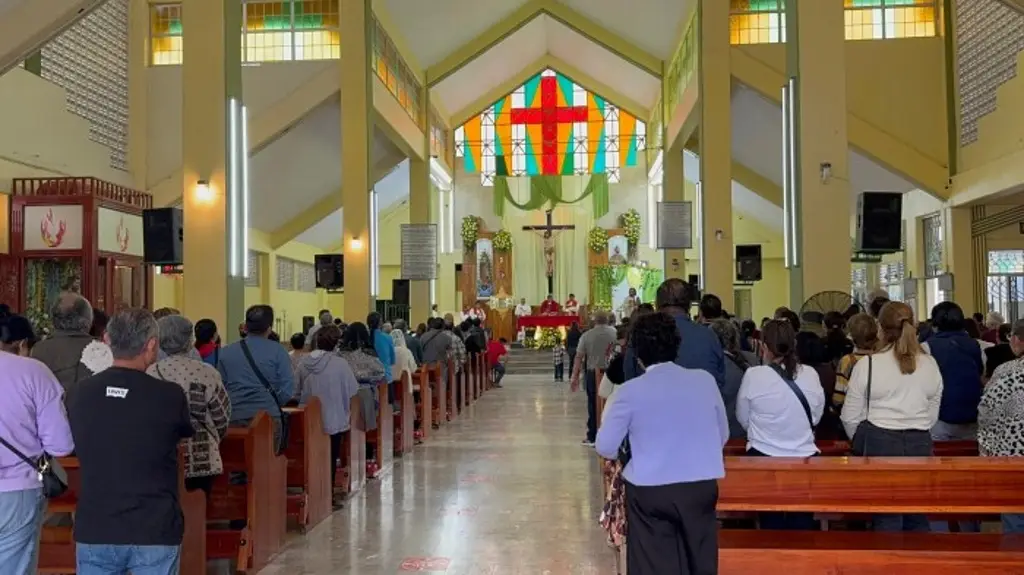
left=260, top=374, right=616, bottom=574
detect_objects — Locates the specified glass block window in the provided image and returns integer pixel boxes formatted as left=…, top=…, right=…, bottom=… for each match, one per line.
left=730, top=0, right=786, bottom=45
left=150, top=3, right=183, bottom=65
left=276, top=257, right=296, bottom=291
left=988, top=250, right=1024, bottom=275
left=296, top=262, right=316, bottom=293
left=851, top=265, right=869, bottom=305
left=372, top=17, right=423, bottom=127
left=243, top=0, right=339, bottom=63
left=454, top=68, right=646, bottom=186
left=987, top=275, right=1024, bottom=324
left=429, top=105, right=449, bottom=160
left=42, top=0, right=130, bottom=171
left=880, top=261, right=905, bottom=301
left=245, top=251, right=261, bottom=287
left=844, top=0, right=937, bottom=41
left=957, top=0, right=1024, bottom=146
left=923, top=214, right=944, bottom=277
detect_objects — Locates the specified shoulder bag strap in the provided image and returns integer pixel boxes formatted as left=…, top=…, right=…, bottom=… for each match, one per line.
left=769, top=363, right=814, bottom=430
left=239, top=340, right=285, bottom=418
left=0, top=436, right=41, bottom=472
left=865, top=355, right=873, bottom=420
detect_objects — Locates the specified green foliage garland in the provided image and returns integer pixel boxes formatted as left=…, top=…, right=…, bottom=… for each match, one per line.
left=461, top=216, right=479, bottom=250
left=493, top=229, right=513, bottom=252
left=621, top=208, right=641, bottom=246
left=588, top=226, right=608, bottom=253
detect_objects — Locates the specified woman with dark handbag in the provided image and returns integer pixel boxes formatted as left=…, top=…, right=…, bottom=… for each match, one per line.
left=597, top=325, right=631, bottom=575
left=0, top=315, right=75, bottom=573
left=842, top=301, right=942, bottom=532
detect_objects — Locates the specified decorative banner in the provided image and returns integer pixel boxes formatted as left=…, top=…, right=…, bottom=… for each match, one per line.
left=475, top=238, right=494, bottom=300
left=400, top=223, right=438, bottom=280
left=98, top=207, right=144, bottom=257
left=658, top=201, right=692, bottom=249
left=607, top=234, right=628, bottom=265
left=24, top=205, right=84, bottom=251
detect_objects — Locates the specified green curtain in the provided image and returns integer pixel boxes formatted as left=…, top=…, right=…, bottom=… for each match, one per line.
left=553, top=203, right=594, bottom=304
left=589, top=174, right=610, bottom=219
left=503, top=185, right=548, bottom=304
left=493, top=174, right=605, bottom=216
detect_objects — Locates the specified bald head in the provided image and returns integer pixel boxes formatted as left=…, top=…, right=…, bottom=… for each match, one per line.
left=51, top=291, right=93, bottom=333
left=656, top=278, right=691, bottom=311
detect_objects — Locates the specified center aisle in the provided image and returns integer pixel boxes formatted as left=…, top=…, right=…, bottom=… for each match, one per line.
left=260, top=374, right=615, bottom=574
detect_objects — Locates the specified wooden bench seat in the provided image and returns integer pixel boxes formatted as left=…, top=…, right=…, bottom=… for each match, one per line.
left=366, top=380, right=394, bottom=478
left=413, top=366, right=432, bottom=441
left=446, top=358, right=457, bottom=422
left=722, top=439, right=979, bottom=457
left=393, top=371, right=415, bottom=456
left=39, top=450, right=206, bottom=574
left=207, top=411, right=287, bottom=573
left=283, top=398, right=332, bottom=532
left=336, top=393, right=367, bottom=495
left=720, top=531, right=1024, bottom=574
left=428, top=363, right=445, bottom=429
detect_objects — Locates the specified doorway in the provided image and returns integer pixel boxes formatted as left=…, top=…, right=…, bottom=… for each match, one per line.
left=734, top=288, right=753, bottom=321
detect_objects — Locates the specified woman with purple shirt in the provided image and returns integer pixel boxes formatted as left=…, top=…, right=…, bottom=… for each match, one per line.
left=0, top=314, right=76, bottom=573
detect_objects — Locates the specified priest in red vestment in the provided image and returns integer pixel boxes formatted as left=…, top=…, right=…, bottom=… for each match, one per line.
left=539, top=294, right=561, bottom=315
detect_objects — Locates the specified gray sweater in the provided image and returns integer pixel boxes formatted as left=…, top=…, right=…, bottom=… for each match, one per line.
left=419, top=329, right=452, bottom=364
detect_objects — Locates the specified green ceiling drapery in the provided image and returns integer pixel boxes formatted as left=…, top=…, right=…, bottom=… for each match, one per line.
left=491, top=174, right=610, bottom=218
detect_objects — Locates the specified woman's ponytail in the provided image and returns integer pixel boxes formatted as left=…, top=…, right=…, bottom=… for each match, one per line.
left=878, top=302, right=921, bottom=374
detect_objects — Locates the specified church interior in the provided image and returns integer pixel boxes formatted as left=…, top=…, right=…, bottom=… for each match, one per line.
left=4, top=0, right=1024, bottom=572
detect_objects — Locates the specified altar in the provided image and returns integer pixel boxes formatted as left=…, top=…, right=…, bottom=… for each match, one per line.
left=517, top=314, right=582, bottom=331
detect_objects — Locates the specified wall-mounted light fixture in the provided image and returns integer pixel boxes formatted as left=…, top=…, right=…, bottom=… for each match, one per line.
left=350, top=236, right=364, bottom=251
left=195, top=180, right=213, bottom=203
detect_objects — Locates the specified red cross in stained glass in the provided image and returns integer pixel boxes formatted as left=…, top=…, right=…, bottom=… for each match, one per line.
left=510, top=74, right=588, bottom=175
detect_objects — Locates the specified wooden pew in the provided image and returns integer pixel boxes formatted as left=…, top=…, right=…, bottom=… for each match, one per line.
left=413, top=366, right=432, bottom=441
left=446, top=357, right=457, bottom=421
left=283, top=398, right=332, bottom=533
left=429, top=363, right=446, bottom=429
left=337, top=393, right=367, bottom=496
left=721, top=439, right=979, bottom=457
left=718, top=456, right=1024, bottom=573
left=393, top=371, right=415, bottom=456
left=366, top=380, right=394, bottom=478
left=207, top=411, right=287, bottom=574
left=39, top=450, right=206, bottom=574
left=460, top=357, right=470, bottom=410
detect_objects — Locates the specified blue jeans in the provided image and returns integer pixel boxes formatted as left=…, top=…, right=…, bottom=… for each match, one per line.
left=77, top=543, right=180, bottom=575
left=0, top=488, right=46, bottom=574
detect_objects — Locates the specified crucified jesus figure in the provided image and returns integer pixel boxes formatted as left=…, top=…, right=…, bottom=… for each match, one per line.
left=543, top=231, right=555, bottom=278
left=523, top=209, right=576, bottom=295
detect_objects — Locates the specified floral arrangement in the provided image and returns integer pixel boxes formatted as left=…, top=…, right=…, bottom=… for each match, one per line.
left=588, top=226, right=608, bottom=253
left=461, top=216, right=479, bottom=249
left=621, top=208, right=641, bottom=246
left=493, top=229, right=513, bottom=252
left=536, top=327, right=560, bottom=349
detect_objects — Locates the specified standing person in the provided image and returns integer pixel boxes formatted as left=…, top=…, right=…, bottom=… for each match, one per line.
left=390, top=330, right=418, bottom=388
left=624, top=279, right=725, bottom=386
left=736, top=320, right=825, bottom=530
left=697, top=294, right=724, bottom=325
left=709, top=319, right=754, bottom=439
left=923, top=302, right=983, bottom=440
left=67, top=308, right=194, bottom=573
left=978, top=319, right=1024, bottom=532
left=0, top=313, right=37, bottom=356
left=31, top=291, right=105, bottom=391
left=841, top=301, right=942, bottom=532
left=0, top=322, right=75, bottom=574
left=305, top=310, right=333, bottom=349
left=218, top=305, right=294, bottom=453
left=618, top=288, right=640, bottom=320
left=367, top=312, right=394, bottom=384
left=983, top=311, right=1005, bottom=344
left=552, top=336, right=567, bottom=382
left=565, top=322, right=582, bottom=373
left=833, top=313, right=879, bottom=411
left=486, top=337, right=508, bottom=388
left=985, top=323, right=1016, bottom=379
left=393, top=320, right=422, bottom=364
left=570, top=311, right=618, bottom=446
left=296, top=325, right=359, bottom=510
left=194, top=318, right=220, bottom=367
left=596, top=312, right=728, bottom=575
left=419, top=318, right=452, bottom=365
left=147, top=315, right=231, bottom=494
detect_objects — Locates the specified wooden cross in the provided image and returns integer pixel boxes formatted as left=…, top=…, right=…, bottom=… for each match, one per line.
left=522, top=210, right=576, bottom=295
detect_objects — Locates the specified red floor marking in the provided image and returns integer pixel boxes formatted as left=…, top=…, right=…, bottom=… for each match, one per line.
left=399, top=557, right=451, bottom=572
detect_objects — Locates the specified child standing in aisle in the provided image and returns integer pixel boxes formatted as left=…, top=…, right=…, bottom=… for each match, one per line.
left=553, top=336, right=567, bottom=382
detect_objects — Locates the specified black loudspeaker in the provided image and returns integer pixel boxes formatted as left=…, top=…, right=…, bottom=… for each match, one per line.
left=856, top=192, right=903, bottom=253
left=687, top=274, right=701, bottom=302
left=142, top=207, right=183, bottom=265
left=314, top=254, right=343, bottom=290
left=735, top=245, right=763, bottom=282
left=392, top=279, right=410, bottom=306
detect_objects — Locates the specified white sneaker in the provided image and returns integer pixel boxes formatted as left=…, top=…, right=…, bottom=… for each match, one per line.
left=581, top=439, right=595, bottom=447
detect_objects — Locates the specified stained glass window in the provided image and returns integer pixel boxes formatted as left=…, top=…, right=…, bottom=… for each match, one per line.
left=844, top=0, right=937, bottom=40
left=243, top=0, right=339, bottom=63
left=454, top=69, right=646, bottom=186
left=988, top=250, right=1024, bottom=275
left=372, top=19, right=422, bottom=127
left=150, top=4, right=183, bottom=66
left=429, top=105, right=449, bottom=160
left=730, top=0, right=786, bottom=45
left=923, top=214, right=943, bottom=277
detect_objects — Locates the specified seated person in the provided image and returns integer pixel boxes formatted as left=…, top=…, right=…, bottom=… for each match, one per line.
left=564, top=293, right=580, bottom=315
left=514, top=298, right=532, bottom=318
left=539, top=294, right=561, bottom=315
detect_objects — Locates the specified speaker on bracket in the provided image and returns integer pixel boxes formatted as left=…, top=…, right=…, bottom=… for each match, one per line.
left=143, top=207, right=183, bottom=265
left=735, top=245, right=763, bottom=282
left=856, top=192, right=903, bottom=253
left=315, top=254, right=344, bottom=290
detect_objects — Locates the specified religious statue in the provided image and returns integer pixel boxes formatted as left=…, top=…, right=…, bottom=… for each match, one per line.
left=609, top=245, right=628, bottom=265
left=543, top=231, right=556, bottom=278
left=477, top=250, right=494, bottom=297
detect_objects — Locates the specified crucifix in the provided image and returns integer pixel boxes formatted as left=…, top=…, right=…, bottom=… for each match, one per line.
left=522, top=209, right=575, bottom=295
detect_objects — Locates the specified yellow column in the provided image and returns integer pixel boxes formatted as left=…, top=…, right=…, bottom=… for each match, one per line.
left=787, top=0, right=850, bottom=305
left=946, top=206, right=979, bottom=313
left=340, top=0, right=373, bottom=323
left=904, top=217, right=925, bottom=319
left=408, top=93, right=433, bottom=326
left=698, top=0, right=733, bottom=301
left=181, top=0, right=243, bottom=336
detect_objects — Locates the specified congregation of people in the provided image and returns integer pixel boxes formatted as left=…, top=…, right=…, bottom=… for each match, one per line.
left=0, top=293, right=505, bottom=574
left=578, top=278, right=1024, bottom=574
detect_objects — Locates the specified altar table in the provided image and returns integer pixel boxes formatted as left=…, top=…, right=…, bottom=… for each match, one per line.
left=517, top=314, right=582, bottom=331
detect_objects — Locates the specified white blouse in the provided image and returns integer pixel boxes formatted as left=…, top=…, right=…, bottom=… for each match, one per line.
left=737, top=364, right=825, bottom=457
left=840, top=348, right=943, bottom=439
